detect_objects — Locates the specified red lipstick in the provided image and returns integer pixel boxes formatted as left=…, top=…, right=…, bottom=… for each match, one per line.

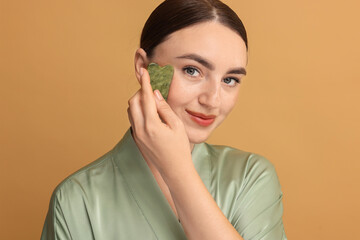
left=186, top=110, right=216, bottom=127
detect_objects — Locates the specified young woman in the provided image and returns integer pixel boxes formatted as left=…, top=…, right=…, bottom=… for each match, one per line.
left=41, top=0, right=286, bottom=239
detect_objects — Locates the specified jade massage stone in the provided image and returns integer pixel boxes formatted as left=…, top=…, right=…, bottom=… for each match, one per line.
left=147, top=62, right=174, bottom=101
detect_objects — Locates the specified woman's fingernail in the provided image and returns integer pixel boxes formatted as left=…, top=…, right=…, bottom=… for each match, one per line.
left=140, top=67, right=144, bottom=76
left=155, top=90, right=163, bottom=100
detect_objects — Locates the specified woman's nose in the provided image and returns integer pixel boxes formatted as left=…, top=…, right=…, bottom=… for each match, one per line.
left=198, top=80, right=221, bottom=109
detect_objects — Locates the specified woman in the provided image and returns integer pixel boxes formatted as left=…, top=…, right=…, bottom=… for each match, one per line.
left=41, top=0, right=286, bottom=239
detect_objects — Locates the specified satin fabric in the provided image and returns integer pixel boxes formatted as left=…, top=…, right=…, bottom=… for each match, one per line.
left=41, top=129, right=286, bottom=240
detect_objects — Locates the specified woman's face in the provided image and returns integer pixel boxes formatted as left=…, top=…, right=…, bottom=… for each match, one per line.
left=148, top=21, right=248, bottom=145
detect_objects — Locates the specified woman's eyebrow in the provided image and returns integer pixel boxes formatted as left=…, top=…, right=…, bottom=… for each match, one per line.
left=176, top=53, right=214, bottom=70
left=175, top=53, right=246, bottom=75
left=227, top=68, right=247, bottom=76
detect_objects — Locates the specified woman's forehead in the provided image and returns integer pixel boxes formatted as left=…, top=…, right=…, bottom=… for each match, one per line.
left=152, top=22, right=247, bottom=68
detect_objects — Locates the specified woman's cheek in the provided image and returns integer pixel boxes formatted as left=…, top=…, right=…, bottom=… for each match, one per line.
left=223, top=93, right=239, bottom=116
left=168, top=75, right=196, bottom=102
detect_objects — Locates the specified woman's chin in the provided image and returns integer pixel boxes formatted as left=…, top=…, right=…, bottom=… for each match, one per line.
left=189, top=138, right=207, bottom=145
left=186, top=129, right=212, bottom=145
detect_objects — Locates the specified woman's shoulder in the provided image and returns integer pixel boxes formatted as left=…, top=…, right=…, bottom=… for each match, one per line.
left=41, top=147, right=126, bottom=240
left=50, top=148, right=117, bottom=199
left=198, top=142, right=281, bottom=196
left=203, top=142, right=276, bottom=176
left=200, top=143, right=285, bottom=239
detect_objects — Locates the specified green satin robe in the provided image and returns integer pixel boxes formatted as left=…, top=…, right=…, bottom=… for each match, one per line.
left=41, top=129, right=286, bottom=240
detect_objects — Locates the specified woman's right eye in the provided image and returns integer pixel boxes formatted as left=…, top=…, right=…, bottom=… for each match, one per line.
left=183, top=66, right=200, bottom=77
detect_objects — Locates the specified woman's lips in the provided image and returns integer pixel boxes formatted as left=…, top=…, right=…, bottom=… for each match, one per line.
left=186, top=110, right=216, bottom=127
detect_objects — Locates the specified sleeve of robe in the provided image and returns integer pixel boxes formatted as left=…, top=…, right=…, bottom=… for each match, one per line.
left=41, top=186, right=72, bottom=240
left=230, top=154, right=287, bottom=240
left=41, top=180, right=96, bottom=240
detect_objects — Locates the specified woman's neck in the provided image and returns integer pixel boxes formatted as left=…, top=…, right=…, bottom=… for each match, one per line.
left=190, top=142, right=195, bottom=152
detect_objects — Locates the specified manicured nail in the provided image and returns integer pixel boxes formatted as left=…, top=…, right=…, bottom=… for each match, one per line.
left=155, top=90, right=163, bottom=100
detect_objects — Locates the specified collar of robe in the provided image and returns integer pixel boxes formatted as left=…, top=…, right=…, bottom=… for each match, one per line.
left=112, top=128, right=211, bottom=239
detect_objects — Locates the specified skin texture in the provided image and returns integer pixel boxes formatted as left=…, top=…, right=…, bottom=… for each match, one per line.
left=128, top=21, right=247, bottom=240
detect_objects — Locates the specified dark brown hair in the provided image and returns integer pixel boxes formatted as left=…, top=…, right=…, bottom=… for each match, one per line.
left=140, top=0, right=248, bottom=58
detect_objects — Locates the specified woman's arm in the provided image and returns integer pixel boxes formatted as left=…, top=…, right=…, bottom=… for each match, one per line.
left=161, top=155, right=244, bottom=240
left=127, top=68, right=243, bottom=240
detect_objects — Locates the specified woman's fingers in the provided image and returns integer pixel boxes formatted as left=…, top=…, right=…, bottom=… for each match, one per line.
left=139, top=68, right=159, bottom=122
left=128, top=90, right=144, bottom=132
left=154, top=89, right=182, bottom=129
left=128, top=68, right=162, bottom=135
left=129, top=67, right=179, bottom=137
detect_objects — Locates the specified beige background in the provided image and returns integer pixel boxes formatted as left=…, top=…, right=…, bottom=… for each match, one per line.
left=1, top=0, right=359, bottom=239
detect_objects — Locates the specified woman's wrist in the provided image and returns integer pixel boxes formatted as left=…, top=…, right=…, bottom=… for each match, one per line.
left=159, top=154, right=195, bottom=185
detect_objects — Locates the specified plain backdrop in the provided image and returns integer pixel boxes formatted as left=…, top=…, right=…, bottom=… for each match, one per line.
left=1, top=0, right=359, bottom=239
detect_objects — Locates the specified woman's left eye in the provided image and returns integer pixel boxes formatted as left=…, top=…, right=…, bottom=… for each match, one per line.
left=183, top=66, right=200, bottom=77
left=223, top=77, right=240, bottom=87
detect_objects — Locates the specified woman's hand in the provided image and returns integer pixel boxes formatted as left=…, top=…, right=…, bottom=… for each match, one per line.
left=127, top=67, right=192, bottom=177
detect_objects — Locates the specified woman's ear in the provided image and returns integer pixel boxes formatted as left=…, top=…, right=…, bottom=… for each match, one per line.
left=134, top=48, right=149, bottom=83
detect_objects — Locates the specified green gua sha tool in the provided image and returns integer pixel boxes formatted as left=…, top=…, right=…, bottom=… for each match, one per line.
left=147, top=62, right=174, bottom=101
